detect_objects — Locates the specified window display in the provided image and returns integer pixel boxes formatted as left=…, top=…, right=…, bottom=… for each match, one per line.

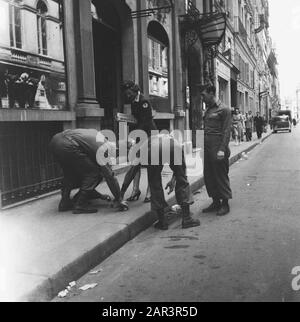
left=0, top=0, right=66, bottom=110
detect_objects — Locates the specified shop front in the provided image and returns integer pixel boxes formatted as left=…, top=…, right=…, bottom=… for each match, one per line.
left=0, top=0, right=74, bottom=207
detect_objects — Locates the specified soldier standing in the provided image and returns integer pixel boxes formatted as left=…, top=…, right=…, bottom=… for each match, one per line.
left=200, top=84, right=232, bottom=216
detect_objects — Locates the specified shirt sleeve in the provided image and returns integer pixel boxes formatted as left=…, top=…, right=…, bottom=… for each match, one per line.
left=219, top=107, right=232, bottom=153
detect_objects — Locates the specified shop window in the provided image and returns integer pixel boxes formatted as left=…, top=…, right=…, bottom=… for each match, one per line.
left=0, top=0, right=67, bottom=111
left=37, top=0, right=48, bottom=56
left=147, top=21, right=169, bottom=98
left=9, top=0, right=22, bottom=49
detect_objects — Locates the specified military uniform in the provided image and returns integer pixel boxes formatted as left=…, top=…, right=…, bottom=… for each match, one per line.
left=203, top=101, right=232, bottom=202
left=50, top=129, right=122, bottom=213
left=121, top=134, right=199, bottom=229
left=131, top=94, right=158, bottom=136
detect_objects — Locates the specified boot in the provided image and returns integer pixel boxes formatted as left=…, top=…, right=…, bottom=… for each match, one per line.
left=182, top=205, right=200, bottom=229
left=58, top=187, right=73, bottom=212
left=89, top=190, right=111, bottom=202
left=202, top=199, right=221, bottom=213
left=73, top=190, right=111, bottom=202
left=73, top=191, right=98, bottom=214
left=216, top=200, right=230, bottom=217
left=154, top=210, right=168, bottom=230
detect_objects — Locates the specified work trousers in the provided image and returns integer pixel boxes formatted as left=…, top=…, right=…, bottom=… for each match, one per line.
left=147, top=160, right=193, bottom=213
left=204, top=135, right=232, bottom=201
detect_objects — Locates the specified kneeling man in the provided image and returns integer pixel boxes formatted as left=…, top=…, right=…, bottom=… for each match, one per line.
left=50, top=129, right=128, bottom=214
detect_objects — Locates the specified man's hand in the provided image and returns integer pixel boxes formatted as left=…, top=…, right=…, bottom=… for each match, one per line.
left=217, top=151, right=225, bottom=160
left=165, top=176, right=176, bottom=195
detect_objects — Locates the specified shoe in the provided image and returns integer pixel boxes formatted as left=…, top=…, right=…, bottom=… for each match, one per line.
left=127, top=190, right=141, bottom=202
left=58, top=187, right=73, bottom=212
left=154, top=211, right=168, bottom=230
left=216, top=202, right=230, bottom=217
left=73, top=191, right=98, bottom=214
left=89, top=190, right=112, bottom=202
left=144, top=197, right=151, bottom=203
left=58, top=200, right=73, bottom=212
left=182, top=213, right=201, bottom=229
left=202, top=200, right=221, bottom=213
left=154, top=221, right=169, bottom=230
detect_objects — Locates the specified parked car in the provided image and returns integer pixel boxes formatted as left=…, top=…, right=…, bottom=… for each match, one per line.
left=272, top=115, right=292, bottom=133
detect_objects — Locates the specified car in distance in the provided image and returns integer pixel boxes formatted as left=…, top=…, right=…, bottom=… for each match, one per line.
left=272, top=115, right=292, bottom=133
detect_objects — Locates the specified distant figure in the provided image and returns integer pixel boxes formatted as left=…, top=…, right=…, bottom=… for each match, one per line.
left=254, top=112, right=264, bottom=139
left=293, top=118, right=297, bottom=127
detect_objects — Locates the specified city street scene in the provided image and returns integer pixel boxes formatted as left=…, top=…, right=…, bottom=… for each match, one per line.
left=1, top=0, right=300, bottom=305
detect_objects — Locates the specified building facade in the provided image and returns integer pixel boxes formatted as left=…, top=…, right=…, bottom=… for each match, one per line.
left=0, top=0, right=281, bottom=207
left=0, top=0, right=214, bottom=207
left=214, top=0, right=280, bottom=122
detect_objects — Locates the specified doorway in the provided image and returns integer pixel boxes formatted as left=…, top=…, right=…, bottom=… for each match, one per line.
left=92, top=0, right=122, bottom=132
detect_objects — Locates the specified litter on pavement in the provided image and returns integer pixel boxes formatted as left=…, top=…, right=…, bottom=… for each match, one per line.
left=79, top=283, right=98, bottom=291
left=58, top=290, right=69, bottom=298
left=89, top=269, right=103, bottom=275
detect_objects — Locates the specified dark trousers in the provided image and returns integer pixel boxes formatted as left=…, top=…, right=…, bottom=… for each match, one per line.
left=121, top=137, right=193, bottom=213
left=245, top=128, right=252, bottom=141
left=49, top=133, right=118, bottom=197
left=204, top=135, right=232, bottom=201
left=256, top=127, right=263, bottom=139
left=147, top=161, right=193, bottom=213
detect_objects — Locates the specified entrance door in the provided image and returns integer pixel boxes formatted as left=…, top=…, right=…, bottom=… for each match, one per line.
left=92, top=1, right=122, bottom=132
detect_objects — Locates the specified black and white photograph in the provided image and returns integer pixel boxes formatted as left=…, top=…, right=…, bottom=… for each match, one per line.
left=0, top=0, right=300, bottom=307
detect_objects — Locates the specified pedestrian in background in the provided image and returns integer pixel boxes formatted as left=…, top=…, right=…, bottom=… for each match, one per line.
left=232, top=108, right=244, bottom=146
left=200, top=84, right=232, bottom=217
left=254, top=112, right=264, bottom=139
left=245, top=112, right=254, bottom=142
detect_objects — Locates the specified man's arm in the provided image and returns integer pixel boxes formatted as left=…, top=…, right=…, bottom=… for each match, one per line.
left=219, top=108, right=232, bottom=153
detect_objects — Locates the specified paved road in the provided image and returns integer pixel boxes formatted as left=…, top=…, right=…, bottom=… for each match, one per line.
left=54, top=126, right=300, bottom=302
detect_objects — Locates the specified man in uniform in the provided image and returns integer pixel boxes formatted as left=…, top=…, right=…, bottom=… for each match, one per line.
left=120, top=133, right=201, bottom=230
left=49, top=129, right=128, bottom=214
left=122, top=80, right=157, bottom=137
left=200, top=84, right=232, bottom=216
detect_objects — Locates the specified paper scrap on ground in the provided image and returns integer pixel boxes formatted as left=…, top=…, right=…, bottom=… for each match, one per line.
left=89, top=269, right=103, bottom=275
left=79, top=283, right=98, bottom=291
left=58, top=290, right=69, bottom=298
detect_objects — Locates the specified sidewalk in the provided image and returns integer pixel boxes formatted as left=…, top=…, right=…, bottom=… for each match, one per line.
left=0, top=130, right=272, bottom=302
